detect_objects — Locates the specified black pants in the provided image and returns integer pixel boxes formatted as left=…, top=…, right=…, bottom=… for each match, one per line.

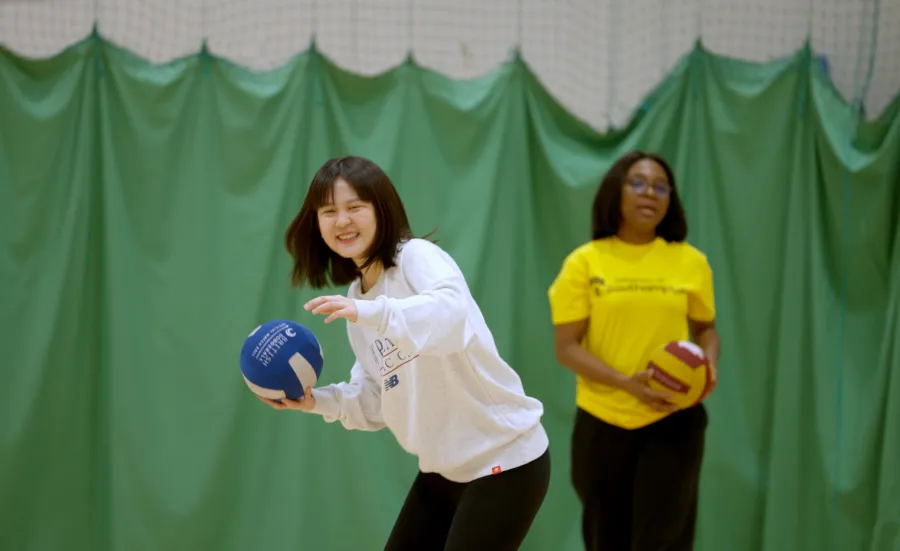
left=571, top=405, right=708, bottom=551
left=384, top=447, right=551, bottom=551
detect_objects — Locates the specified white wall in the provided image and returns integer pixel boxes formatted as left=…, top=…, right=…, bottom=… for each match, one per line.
left=1, top=0, right=897, bottom=131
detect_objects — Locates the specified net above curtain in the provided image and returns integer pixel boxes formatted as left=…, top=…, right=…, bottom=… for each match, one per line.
left=0, top=0, right=897, bottom=132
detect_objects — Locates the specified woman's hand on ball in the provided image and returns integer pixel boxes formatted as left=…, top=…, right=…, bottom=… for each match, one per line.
left=624, top=371, right=678, bottom=413
left=257, top=387, right=316, bottom=411
left=305, top=295, right=358, bottom=324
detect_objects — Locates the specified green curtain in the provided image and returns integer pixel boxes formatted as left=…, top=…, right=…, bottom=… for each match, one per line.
left=1, top=33, right=898, bottom=551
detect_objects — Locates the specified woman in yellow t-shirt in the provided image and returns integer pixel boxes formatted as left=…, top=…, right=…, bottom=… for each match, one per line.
left=548, top=150, right=721, bottom=551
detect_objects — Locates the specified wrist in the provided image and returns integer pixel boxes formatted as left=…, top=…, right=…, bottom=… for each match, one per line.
left=309, top=388, right=338, bottom=418
left=610, top=372, right=633, bottom=392
left=353, top=297, right=382, bottom=327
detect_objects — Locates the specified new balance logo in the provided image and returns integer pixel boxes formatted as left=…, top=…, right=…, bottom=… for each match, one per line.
left=384, top=374, right=400, bottom=391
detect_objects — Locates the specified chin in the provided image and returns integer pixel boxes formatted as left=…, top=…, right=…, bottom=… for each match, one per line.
left=336, top=243, right=371, bottom=262
left=334, top=249, right=361, bottom=260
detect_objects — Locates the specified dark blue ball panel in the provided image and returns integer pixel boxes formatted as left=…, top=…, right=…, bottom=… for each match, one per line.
left=240, top=319, right=323, bottom=400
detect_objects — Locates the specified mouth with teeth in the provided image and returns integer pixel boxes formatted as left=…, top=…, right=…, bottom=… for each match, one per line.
left=336, top=232, right=359, bottom=243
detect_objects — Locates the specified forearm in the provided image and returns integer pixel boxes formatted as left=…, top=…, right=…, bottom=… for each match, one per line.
left=353, top=239, right=471, bottom=356
left=694, top=327, right=720, bottom=366
left=556, top=344, right=630, bottom=389
left=311, top=385, right=384, bottom=431
left=354, top=285, right=468, bottom=355
left=310, top=362, right=385, bottom=431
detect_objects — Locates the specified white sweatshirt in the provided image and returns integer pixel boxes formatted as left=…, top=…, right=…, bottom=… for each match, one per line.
left=309, top=238, right=549, bottom=482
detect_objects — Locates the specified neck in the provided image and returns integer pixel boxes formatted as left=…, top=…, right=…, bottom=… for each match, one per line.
left=616, top=227, right=656, bottom=245
left=358, top=261, right=383, bottom=293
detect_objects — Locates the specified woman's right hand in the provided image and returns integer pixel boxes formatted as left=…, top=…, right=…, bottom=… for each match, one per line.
left=622, top=371, right=678, bottom=413
left=257, top=386, right=316, bottom=411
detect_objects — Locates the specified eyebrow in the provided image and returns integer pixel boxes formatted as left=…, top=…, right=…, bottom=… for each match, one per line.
left=318, top=196, right=363, bottom=208
left=630, top=175, right=670, bottom=184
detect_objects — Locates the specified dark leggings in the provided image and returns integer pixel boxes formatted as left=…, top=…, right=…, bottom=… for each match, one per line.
left=571, top=405, right=708, bottom=551
left=384, top=448, right=551, bottom=551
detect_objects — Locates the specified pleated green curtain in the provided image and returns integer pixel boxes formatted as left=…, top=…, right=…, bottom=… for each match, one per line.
left=1, top=35, right=898, bottom=551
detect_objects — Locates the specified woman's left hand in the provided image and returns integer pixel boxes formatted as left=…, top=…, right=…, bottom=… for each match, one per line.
left=305, top=295, right=358, bottom=323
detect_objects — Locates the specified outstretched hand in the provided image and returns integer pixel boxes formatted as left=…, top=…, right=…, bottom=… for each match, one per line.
left=257, top=386, right=316, bottom=411
left=305, top=295, right=358, bottom=324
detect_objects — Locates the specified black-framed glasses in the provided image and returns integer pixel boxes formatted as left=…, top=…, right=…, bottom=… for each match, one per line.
left=625, top=178, right=671, bottom=197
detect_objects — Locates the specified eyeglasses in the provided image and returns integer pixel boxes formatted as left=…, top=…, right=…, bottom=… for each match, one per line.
left=625, top=178, right=671, bottom=198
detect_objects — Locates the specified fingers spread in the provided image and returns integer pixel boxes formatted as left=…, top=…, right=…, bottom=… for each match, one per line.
left=324, top=307, right=350, bottom=324
left=304, top=295, right=337, bottom=311
left=310, top=297, right=346, bottom=317
left=303, top=297, right=324, bottom=311
left=311, top=303, right=335, bottom=316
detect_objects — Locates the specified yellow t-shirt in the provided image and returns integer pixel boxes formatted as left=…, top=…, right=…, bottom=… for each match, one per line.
left=547, top=237, right=716, bottom=429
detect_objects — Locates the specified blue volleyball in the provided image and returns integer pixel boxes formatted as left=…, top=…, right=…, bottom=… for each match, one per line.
left=240, top=319, right=324, bottom=401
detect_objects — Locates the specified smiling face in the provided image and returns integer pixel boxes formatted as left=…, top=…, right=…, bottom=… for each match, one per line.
left=619, top=158, right=672, bottom=238
left=316, top=177, right=378, bottom=266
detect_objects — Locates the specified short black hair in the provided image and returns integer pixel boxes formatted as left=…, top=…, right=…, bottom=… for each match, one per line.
left=284, top=155, right=414, bottom=289
left=590, top=150, right=688, bottom=242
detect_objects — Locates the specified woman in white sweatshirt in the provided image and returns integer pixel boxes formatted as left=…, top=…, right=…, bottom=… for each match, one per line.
left=258, top=155, right=551, bottom=550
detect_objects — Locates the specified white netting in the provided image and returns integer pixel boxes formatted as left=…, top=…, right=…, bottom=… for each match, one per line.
left=0, top=0, right=897, bottom=131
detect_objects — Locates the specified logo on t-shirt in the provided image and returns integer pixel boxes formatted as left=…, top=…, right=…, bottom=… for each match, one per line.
left=595, top=275, right=686, bottom=297
left=369, top=337, right=419, bottom=379
left=384, top=374, right=400, bottom=391
left=590, top=277, right=606, bottom=296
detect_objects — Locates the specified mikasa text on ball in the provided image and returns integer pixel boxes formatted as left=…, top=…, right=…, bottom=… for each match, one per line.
left=645, top=340, right=712, bottom=410
left=240, top=320, right=324, bottom=401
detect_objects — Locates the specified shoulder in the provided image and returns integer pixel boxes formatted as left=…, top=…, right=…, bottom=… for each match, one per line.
left=551, top=241, right=605, bottom=286
left=560, top=239, right=612, bottom=267
left=397, top=237, right=444, bottom=258
left=393, top=238, right=465, bottom=283
left=662, top=240, right=711, bottom=270
left=395, top=238, right=454, bottom=268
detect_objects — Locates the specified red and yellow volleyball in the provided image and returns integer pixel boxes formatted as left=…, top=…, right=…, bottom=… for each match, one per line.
left=645, top=340, right=713, bottom=409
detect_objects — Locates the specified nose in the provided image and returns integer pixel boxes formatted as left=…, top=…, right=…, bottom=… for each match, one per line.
left=643, top=184, right=667, bottom=199
left=336, top=211, right=351, bottom=226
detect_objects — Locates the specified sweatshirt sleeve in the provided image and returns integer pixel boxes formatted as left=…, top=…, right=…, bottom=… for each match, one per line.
left=353, top=239, right=469, bottom=356
left=309, top=360, right=385, bottom=432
